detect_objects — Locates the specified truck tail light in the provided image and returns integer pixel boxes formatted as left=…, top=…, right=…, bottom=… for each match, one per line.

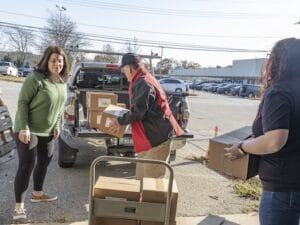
left=64, top=96, right=76, bottom=125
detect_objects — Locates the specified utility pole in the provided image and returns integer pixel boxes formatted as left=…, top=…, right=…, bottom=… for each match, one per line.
left=56, top=4, right=66, bottom=47
left=150, top=50, right=159, bottom=75
left=160, top=46, right=164, bottom=59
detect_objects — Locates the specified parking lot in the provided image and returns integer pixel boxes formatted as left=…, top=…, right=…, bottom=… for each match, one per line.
left=0, top=80, right=260, bottom=224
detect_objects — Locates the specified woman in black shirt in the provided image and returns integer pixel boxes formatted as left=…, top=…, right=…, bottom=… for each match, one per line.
left=225, top=38, right=300, bottom=225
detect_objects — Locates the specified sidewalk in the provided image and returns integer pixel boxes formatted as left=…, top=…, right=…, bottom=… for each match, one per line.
left=10, top=214, right=259, bottom=225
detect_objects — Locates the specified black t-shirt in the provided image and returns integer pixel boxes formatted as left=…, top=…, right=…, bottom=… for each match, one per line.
left=252, top=79, right=300, bottom=191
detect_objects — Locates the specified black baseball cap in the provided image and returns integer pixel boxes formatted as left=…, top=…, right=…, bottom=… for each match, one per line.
left=120, top=53, right=140, bottom=68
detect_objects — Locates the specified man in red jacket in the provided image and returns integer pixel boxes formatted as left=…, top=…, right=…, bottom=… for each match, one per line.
left=110, top=53, right=183, bottom=179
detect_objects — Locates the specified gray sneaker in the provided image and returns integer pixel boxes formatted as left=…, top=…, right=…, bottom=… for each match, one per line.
left=30, top=193, right=57, bottom=202
left=12, top=208, right=26, bottom=221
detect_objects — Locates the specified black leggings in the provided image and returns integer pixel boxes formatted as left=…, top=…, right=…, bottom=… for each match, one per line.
left=14, top=133, right=55, bottom=203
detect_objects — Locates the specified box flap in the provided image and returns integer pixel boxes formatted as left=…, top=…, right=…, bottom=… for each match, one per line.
left=211, top=126, right=252, bottom=144
left=104, top=104, right=129, bottom=117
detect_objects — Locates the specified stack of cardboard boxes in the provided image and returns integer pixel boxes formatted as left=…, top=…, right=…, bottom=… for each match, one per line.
left=93, top=176, right=140, bottom=225
left=86, top=92, right=118, bottom=129
left=141, top=178, right=178, bottom=225
left=92, top=176, right=178, bottom=225
left=86, top=91, right=130, bottom=138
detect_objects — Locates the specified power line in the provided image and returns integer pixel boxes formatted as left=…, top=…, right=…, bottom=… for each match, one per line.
left=0, top=21, right=269, bottom=53
left=0, top=10, right=283, bottom=40
left=49, top=0, right=287, bottom=19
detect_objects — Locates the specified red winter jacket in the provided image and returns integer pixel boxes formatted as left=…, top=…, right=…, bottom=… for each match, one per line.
left=117, top=68, right=183, bottom=153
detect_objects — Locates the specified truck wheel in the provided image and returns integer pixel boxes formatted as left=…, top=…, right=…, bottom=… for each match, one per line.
left=248, top=92, right=254, bottom=98
left=58, top=136, right=78, bottom=168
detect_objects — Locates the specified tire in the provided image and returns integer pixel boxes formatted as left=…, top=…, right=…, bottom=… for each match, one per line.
left=248, top=92, right=254, bottom=98
left=58, top=136, right=77, bottom=168
left=175, top=88, right=182, bottom=93
left=58, top=160, right=74, bottom=168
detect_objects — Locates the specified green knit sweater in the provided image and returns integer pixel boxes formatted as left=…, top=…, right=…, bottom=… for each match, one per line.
left=14, top=72, right=67, bottom=136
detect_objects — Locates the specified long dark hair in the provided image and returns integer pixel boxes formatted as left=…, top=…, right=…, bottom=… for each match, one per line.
left=35, top=46, right=69, bottom=81
left=262, top=38, right=300, bottom=89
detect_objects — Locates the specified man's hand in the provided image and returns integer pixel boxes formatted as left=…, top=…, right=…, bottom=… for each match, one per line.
left=53, top=128, right=60, bottom=140
left=224, top=143, right=246, bottom=160
left=109, top=118, right=122, bottom=134
left=18, top=129, right=31, bottom=144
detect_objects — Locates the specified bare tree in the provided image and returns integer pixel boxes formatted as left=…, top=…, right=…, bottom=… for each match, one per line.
left=94, top=44, right=119, bottom=63
left=40, top=10, right=89, bottom=57
left=5, top=27, right=34, bottom=66
left=155, top=58, right=180, bottom=74
left=124, top=37, right=140, bottom=53
left=180, top=60, right=201, bottom=69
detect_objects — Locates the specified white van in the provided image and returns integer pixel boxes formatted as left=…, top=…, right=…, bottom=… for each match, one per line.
left=0, top=62, right=18, bottom=76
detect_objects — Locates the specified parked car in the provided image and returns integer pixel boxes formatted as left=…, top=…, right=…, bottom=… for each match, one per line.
left=0, top=62, right=18, bottom=76
left=17, top=68, right=24, bottom=77
left=159, top=78, right=188, bottom=93
left=190, top=80, right=204, bottom=89
left=239, top=84, right=262, bottom=98
left=230, top=85, right=242, bottom=96
left=210, top=83, right=228, bottom=93
left=217, top=84, right=239, bottom=94
left=194, top=82, right=211, bottom=90
left=23, top=65, right=33, bottom=76
left=202, top=83, right=219, bottom=92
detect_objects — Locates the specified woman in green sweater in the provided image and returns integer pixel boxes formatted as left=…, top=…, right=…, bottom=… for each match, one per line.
left=13, top=46, right=69, bottom=221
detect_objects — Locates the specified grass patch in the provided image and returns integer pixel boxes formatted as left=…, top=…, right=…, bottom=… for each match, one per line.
left=241, top=202, right=259, bottom=213
left=233, top=177, right=262, bottom=200
left=185, top=153, right=201, bottom=161
left=0, top=75, right=25, bottom=83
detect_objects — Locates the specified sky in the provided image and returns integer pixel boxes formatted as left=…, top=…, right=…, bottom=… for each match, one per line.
left=1, top=0, right=300, bottom=67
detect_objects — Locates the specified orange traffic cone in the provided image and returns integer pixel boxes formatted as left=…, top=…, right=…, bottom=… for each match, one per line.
left=214, top=125, right=219, bottom=137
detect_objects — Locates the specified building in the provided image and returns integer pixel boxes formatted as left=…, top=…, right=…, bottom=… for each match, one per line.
left=169, top=58, right=267, bottom=84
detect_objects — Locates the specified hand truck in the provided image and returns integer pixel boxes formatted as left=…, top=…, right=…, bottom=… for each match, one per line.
left=88, top=156, right=174, bottom=225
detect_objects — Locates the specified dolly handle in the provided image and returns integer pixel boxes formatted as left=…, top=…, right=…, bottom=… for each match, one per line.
left=88, top=156, right=174, bottom=225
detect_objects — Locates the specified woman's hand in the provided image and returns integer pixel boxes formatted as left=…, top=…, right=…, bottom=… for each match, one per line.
left=53, top=128, right=60, bottom=140
left=224, top=142, right=246, bottom=160
left=18, top=129, right=31, bottom=144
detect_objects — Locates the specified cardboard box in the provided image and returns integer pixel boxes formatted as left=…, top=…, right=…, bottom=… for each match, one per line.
left=92, top=177, right=140, bottom=225
left=99, top=104, right=130, bottom=138
left=86, top=92, right=118, bottom=111
left=94, top=176, right=140, bottom=201
left=116, top=103, right=127, bottom=109
left=141, top=178, right=178, bottom=224
left=208, top=126, right=260, bottom=180
left=88, top=110, right=102, bottom=129
left=91, top=217, right=138, bottom=225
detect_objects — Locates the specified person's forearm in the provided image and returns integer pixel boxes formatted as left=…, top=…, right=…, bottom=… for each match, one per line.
left=242, top=130, right=288, bottom=155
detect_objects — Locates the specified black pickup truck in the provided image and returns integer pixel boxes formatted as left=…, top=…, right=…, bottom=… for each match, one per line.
left=58, top=62, right=193, bottom=167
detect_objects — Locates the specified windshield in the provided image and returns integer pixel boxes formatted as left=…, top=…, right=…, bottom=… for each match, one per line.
left=75, top=68, right=128, bottom=90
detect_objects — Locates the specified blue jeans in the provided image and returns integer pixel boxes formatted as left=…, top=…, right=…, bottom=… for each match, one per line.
left=260, top=191, right=300, bottom=225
